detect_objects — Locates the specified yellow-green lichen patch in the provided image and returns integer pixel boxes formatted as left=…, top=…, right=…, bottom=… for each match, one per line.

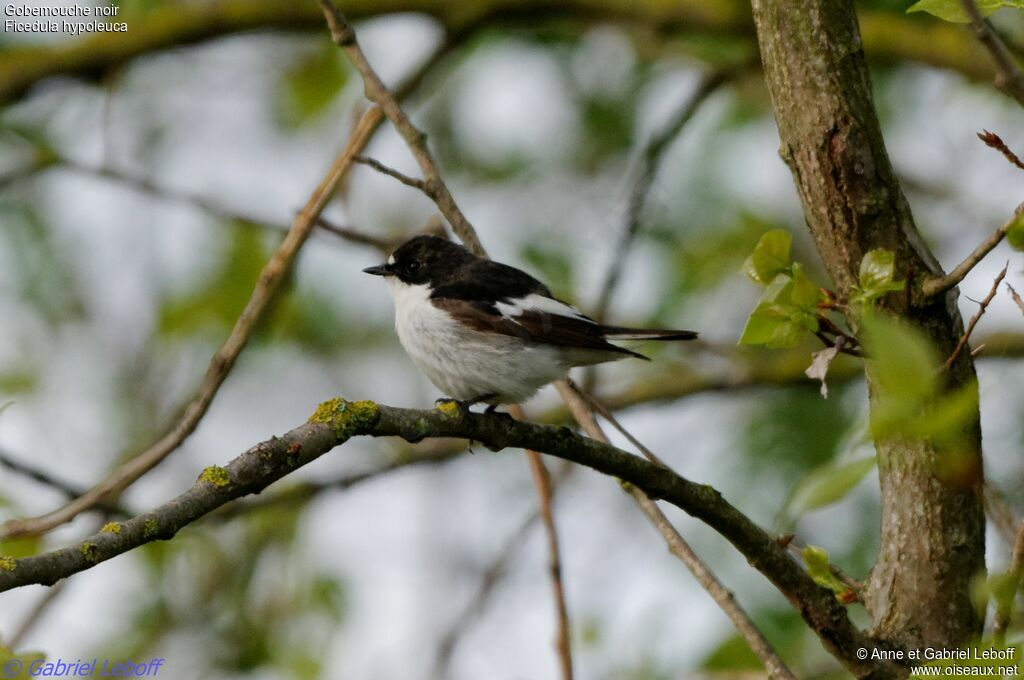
left=0, top=556, right=16, bottom=571
left=79, top=542, right=100, bottom=563
left=101, top=522, right=122, bottom=534
left=435, top=400, right=462, bottom=419
left=198, top=465, right=231, bottom=488
left=143, top=517, right=159, bottom=539
left=309, top=397, right=344, bottom=424
left=308, top=398, right=380, bottom=441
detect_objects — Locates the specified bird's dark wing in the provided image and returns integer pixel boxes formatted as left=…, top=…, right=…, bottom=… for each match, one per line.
left=431, top=297, right=646, bottom=359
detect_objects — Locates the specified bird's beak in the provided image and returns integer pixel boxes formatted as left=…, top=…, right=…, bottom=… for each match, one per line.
left=363, top=263, right=391, bottom=277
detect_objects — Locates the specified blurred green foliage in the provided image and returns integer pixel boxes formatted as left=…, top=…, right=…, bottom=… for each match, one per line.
left=275, top=41, right=351, bottom=129
left=103, top=505, right=345, bottom=678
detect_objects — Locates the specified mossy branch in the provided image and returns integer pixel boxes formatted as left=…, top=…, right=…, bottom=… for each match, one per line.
left=0, top=398, right=894, bottom=676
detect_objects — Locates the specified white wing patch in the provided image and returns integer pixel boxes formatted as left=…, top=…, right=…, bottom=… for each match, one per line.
left=495, top=294, right=592, bottom=322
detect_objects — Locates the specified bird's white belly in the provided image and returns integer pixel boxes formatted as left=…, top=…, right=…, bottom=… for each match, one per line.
left=387, top=281, right=570, bottom=403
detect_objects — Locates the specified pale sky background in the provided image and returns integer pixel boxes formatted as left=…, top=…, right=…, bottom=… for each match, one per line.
left=2, top=5, right=1024, bottom=679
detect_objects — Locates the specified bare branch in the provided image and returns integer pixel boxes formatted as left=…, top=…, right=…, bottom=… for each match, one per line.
left=978, top=130, right=1024, bottom=172
left=0, top=111, right=381, bottom=540
left=942, top=263, right=1008, bottom=370
left=432, top=510, right=539, bottom=678
left=0, top=448, right=87, bottom=502
left=553, top=383, right=803, bottom=680
left=921, top=216, right=1015, bottom=297
left=431, top=463, right=573, bottom=679
left=5, top=149, right=392, bottom=254
left=0, top=398, right=892, bottom=676
left=962, top=0, right=1024, bottom=107
left=523, top=448, right=573, bottom=680
left=7, top=581, right=65, bottom=649
left=593, top=69, right=732, bottom=321
left=506, top=403, right=574, bottom=680
left=354, top=155, right=427, bottom=191
left=1007, top=282, right=1024, bottom=316
left=318, top=0, right=486, bottom=256
left=0, top=39, right=455, bottom=541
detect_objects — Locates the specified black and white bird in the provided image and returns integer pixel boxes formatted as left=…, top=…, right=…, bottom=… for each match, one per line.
left=364, top=235, right=697, bottom=408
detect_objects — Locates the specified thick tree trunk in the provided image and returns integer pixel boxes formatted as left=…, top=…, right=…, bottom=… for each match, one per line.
left=750, top=0, right=985, bottom=656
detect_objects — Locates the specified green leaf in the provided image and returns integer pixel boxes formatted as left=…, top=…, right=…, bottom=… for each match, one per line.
left=853, top=248, right=905, bottom=306
left=0, top=535, right=42, bottom=559
left=802, top=545, right=855, bottom=600
left=738, top=272, right=818, bottom=348
left=790, top=262, right=822, bottom=311
left=743, top=229, right=792, bottom=285
left=784, top=456, right=876, bottom=522
left=906, top=0, right=1006, bottom=23
left=861, top=311, right=938, bottom=405
left=1007, top=213, right=1024, bottom=251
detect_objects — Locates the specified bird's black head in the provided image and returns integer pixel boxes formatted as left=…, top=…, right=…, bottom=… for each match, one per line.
left=363, top=235, right=475, bottom=285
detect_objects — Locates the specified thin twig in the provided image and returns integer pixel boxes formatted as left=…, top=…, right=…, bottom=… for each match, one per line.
left=553, top=382, right=798, bottom=680
left=563, top=379, right=670, bottom=469
left=7, top=580, right=64, bottom=649
left=354, top=155, right=426, bottom=190
left=978, top=130, right=1024, bottom=172
left=593, top=70, right=731, bottom=322
left=507, top=403, right=573, bottom=680
left=0, top=448, right=87, bottom=501
left=942, top=263, right=1007, bottom=370
left=314, top=216, right=395, bottom=252
left=0, top=39, right=455, bottom=541
left=0, top=401, right=893, bottom=677
left=962, top=0, right=1024, bottom=107
left=432, top=510, right=539, bottom=679
left=431, top=462, right=574, bottom=679
left=13, top=153, right=391, bottom=253
left=0, top=448, right=131, bottom=518
left=319, top=0, right=486, bottom=257
left=921, top=217, right=1015, bottom=297
left=1007, top=282, right=1024, bottom=316
left=993, top=521, right=1024, bottom=644
left=318, top=9, right=571, bottom=673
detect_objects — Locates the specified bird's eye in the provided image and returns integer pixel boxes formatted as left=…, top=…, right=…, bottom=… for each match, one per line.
left=407, top=262, right=420, bottom=272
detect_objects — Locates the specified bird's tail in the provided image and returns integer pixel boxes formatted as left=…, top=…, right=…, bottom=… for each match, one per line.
left=601, top=326, right=698, bottom=342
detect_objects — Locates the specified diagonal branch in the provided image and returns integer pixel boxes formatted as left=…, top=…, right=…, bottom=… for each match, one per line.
left=961, top=0, right=1024, bottom=107
left=1008, top=282, right=1024, bottom=316
left=977, top=130, right=1024, bottom=172
left=593, top=69, right=732, bottom=322
left=554, top=383, right=800, bottom=680
left=0, top=38, right=455, bottom=541
left=354, top=155, right=427, bottom=191
left=0, top=110, right=381, bottom=541
left=318, top=0, right=486, bottom=256
left=0, top=399, right=897, bottom=676
left=942, top=263, right=1007, bottom=370
left=921, top=215, right=1016, bottom=297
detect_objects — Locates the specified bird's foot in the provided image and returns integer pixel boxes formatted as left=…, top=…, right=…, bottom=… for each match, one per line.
left=435, top=397, right=471, bottom=417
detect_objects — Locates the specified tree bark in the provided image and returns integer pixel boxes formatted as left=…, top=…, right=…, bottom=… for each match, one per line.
left=751, top=0, right=985, bottom=656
